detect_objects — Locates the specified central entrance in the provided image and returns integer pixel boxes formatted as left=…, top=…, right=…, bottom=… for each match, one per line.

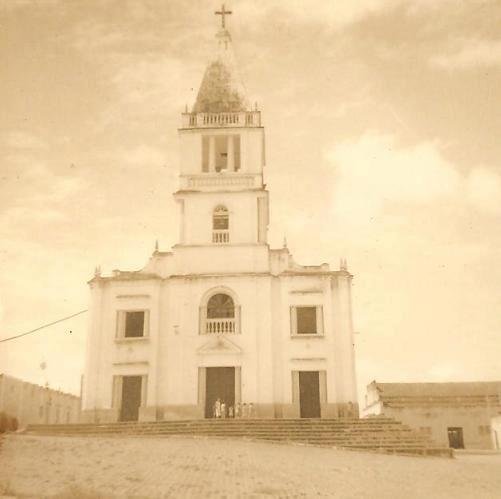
left=299, top=371, right=321, bottom=418
left=205, top=367, right=235, bottom=418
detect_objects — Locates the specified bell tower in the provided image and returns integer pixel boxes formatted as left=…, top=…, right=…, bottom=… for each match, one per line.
left=175, top=6, right=268, bottom=248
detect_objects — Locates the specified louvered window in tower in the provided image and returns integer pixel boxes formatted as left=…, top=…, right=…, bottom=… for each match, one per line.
left=212, top=205, right=229, bottom=243
left=201, top=135, right=241, bottom=172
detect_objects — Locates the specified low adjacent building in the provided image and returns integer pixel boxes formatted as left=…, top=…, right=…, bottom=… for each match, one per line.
left=363, top=381, right=501, bottom=449
left=0, top=373, right=80, bottom=428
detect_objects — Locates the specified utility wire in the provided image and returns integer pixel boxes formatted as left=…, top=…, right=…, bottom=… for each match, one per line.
left=0, top=309, right=88, bottom=343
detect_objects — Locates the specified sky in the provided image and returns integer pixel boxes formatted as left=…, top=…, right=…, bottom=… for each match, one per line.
left=1, top=0, right=500, bottom=401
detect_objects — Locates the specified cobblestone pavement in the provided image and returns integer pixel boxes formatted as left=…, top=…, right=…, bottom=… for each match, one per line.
left=1, top=434, right=501, bottom=498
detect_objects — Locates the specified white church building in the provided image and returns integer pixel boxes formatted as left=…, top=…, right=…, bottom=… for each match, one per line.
left=82, top=10, right=358, bottom=423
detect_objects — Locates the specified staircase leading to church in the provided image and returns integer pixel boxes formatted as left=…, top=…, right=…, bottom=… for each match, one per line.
left=24, top=417, right=452, bottom=457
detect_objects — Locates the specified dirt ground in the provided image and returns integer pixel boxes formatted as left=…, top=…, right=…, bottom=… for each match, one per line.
left=1, top=434, right=500, bottom=498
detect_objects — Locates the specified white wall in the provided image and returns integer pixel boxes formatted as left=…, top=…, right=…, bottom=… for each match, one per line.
left=83, top=266, right=359, bottom=415
left=177, top=190, right=266, bottom=246
left=83, top=112, right=358, bottom=419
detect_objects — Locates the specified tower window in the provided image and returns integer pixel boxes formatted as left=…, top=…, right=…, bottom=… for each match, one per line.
left=234, top=135, right=241, bottom=170
left=213, top=205, right=229, bottom=243
left=215, top=136, right=227, bottom=171
left=213, top=205, right=229, bottom=230
left=202, top=135, right=241, bottom=172
left=202, top=136, right=209, bottom=172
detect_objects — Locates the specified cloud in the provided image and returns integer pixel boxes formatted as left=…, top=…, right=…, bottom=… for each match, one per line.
left=325, top=133, right=501, bottom=248
left=404, top=0, right=471, bottom=15
left=90, top=54, right=201, bottom=131
left=239, top=0, right=465, bottom=31
left=239, top=0, right=397, bottom=29
left=71, top=19, right=160, bottom=53
left=1, top=153, right=85, bottom=200
left=325, top=132, right=501, bottom=244
left=327, top=133, right=460, bottom=226
left=430, top=38, right=501, bottom=69
left=110, top=56, right=189, bottom=105
left=467, top=167, right=501, bottom=215
left=0, top=151, right=88, bottom=244
left=44, top=176, right=86, bottom=202
left=3, top=131, right=47, bottom=150
left=0, top=0, right=61, bottom=11
left=119, top=144, right=166, bottom=167
left=4, top=206, right=68, bottom=224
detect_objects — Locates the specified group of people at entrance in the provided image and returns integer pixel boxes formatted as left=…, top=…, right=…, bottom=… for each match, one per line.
left=213, top=398, right=254, bottom=419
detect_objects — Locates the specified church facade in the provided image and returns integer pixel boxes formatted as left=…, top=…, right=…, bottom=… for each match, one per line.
left=81, top=14, right=358, bottom=423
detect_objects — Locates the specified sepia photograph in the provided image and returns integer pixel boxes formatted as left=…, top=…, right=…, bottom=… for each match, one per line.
left=1, top=0, right=501, bottom=497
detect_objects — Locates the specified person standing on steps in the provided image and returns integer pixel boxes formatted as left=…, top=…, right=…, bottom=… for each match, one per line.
left=214, top=398, right=221, bottom=418
left=221, top=400, right=226, bottom=419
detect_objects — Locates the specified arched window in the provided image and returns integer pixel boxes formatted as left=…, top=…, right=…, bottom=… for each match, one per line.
left=201, top=289, right=240, bottom=334
left=212, top=205, right=229, bottom=243
left=207, top=293, right=235, bottom=318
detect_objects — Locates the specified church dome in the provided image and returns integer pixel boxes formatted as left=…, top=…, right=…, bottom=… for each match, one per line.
left=192, top=28, right=249, bottom=113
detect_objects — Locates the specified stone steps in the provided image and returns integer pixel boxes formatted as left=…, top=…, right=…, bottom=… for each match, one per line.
left=27, top=430, right=422, bottom=438
left=28, top=419, right=402, bottom=428
left=26, top=426, right=424, bottom=435
left=24, top=422, right=421, bottom=435
left=25, top=430, right=435, bottom=443
left=24, top=418, right=452, bottom=457
left=28, top=416, right=395, bottom=423
left=27, top=422, right=411, bottom=432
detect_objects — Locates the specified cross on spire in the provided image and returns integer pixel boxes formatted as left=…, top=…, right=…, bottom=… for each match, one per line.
left=215, top=3, right=232, bottom=29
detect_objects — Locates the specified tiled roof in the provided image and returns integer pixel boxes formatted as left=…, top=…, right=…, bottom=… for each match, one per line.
left=192, top=29, right=249, bottom=113
left=374, top=381, right=501, bottom=398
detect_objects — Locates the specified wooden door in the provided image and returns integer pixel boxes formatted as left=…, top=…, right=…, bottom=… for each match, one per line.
left=447, top=427, right=464, bottom=449
left=120, top=376, right=142, bottom=421
left=299, top=371, right=321, bottom=418
left=205, top=367, right=235, bottom=418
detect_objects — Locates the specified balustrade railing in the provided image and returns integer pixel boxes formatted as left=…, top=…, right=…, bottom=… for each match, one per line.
left=200, top=306, right=241, bottom=335
left=205, top=318, right=236, bottom=334
left=212, top=230, right=230, bottom=243
left=182, top=111, right=261, bottom=128
left=187, top=175, right=255, bottom=188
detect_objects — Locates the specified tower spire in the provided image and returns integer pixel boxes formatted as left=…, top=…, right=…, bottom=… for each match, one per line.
left=191, top=5, right=249, bottom=114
